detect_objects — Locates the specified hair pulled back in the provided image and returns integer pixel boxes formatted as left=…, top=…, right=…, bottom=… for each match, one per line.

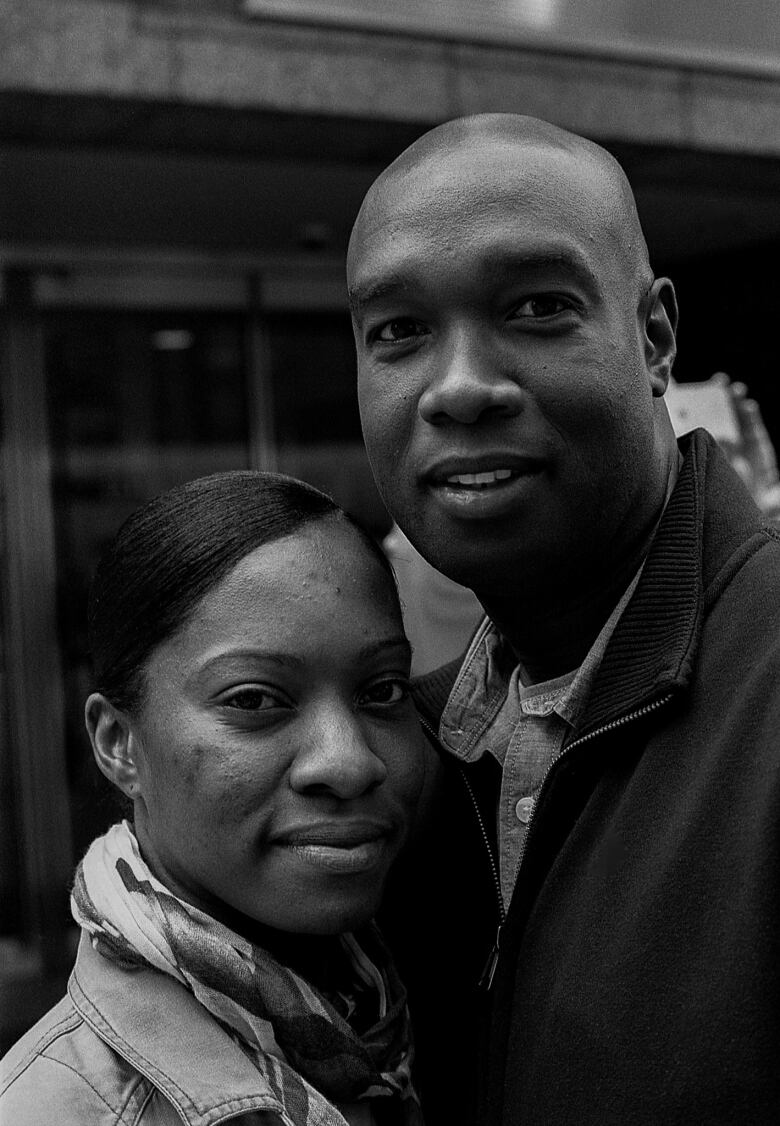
left=88, top=471, right=394, bottom=713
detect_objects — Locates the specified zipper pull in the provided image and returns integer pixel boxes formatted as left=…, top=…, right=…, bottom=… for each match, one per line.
left=479, top=924, right=503, bottom=991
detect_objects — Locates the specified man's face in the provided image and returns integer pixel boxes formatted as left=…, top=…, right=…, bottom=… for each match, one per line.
left=349, top=138, right=671, bottom=596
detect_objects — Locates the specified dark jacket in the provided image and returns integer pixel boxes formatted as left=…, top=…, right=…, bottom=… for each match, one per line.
left=384, top=430, right=780, bottom=1125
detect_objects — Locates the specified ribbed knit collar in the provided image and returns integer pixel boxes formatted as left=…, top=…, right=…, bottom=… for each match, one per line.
left=573, top=433, right=704, bottom=735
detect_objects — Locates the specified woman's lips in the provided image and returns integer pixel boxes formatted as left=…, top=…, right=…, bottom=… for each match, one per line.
left=275, top=822, right=395, bottom=873
left=283, top=838, right=390, bottom=873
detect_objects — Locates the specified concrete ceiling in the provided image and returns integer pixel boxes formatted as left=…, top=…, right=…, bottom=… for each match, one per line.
left=1, top=97, right=779, bottom=271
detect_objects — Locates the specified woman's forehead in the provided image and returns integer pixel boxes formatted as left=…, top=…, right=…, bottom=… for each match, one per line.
left=141, top=524, right=405, bottom=687
left=192, top=523, right=395, bottom=621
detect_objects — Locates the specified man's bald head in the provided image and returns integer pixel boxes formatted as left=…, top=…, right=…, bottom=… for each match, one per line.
left=348, top=112, right=679, bottom=610
left=348, top=113, right=652, bottom=304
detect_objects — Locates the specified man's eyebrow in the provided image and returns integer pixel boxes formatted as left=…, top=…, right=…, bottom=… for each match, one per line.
left=348, top=276, right=409, bottom=316
left=348, top=247, right=598, bottom=315
left=478, top=246, right=599, bottom=290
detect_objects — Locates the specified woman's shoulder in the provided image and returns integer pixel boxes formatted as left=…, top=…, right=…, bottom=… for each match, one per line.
left=0, top=994, right=171, bottom=1126
left=2, top=962, right=295, bottom=1126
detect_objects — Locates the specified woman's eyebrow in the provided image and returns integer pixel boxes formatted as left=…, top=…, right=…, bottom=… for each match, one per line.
left=356, top=636, right=413, bottom=664
left=197, top=637, right=412, bottom=676
left=197, top=649, right=307, bottom=674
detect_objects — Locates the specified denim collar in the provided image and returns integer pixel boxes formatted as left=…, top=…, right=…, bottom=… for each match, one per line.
left=69, top=933, right=287, bottom=1126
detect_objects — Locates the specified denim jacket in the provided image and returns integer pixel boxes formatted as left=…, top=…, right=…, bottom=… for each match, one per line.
left=1, top=933, right=298, bottom=1126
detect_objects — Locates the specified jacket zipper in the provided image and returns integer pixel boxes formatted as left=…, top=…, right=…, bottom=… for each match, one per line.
left=418, top=693, right=675, bottom=991
left=512, top=692, right=675, bottom=879
left=459, top=768, right=507, bottom=989
left=418, top=714, right=507, bottom=987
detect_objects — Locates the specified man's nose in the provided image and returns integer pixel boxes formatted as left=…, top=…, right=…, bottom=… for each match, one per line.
left=288, top=708, right=387, bottom=800
left=418, top=328, right=524, bottom=425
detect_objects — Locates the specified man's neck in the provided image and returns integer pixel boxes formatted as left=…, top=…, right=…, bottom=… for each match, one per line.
left=479, top=444, right=682, bottom=683
left=483, top=573, right=639, bottom=684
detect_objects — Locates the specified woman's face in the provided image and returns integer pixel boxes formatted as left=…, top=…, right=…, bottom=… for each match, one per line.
left=125, top=519, right=426, bottom=936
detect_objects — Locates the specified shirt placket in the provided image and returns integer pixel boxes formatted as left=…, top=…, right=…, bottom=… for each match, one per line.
left=498, top=695, right=569, bottom=909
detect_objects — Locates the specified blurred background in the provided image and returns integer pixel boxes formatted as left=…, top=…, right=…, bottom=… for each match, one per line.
left=0, top=0, right=778, bottom=1049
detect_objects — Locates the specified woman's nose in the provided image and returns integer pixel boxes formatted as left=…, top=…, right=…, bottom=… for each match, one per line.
left=288, top=710, right=387, bottom=800
left=418, top=328, right=524, bottom=425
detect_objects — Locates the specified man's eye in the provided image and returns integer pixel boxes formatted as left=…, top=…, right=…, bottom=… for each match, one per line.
left=222, top=687, right=284, bottom=711
left=358, top=679, right=409, bottom=707
left=374, top=318, right=426, bottom=343
left=510, top=296, right=570, bottom=319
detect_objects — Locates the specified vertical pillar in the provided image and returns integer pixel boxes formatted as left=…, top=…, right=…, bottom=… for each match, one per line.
left=246, top=272, right=278, bottom=473
left=0, top=269, right=73, bottom=968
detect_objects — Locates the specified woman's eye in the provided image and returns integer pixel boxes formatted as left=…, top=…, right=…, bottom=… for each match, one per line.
left=374, top=318, right=426, bottom=343
left=359, top=679, right=409, bottom=707
left=222, top=687, right=284, bottom=711
left=511, top=295, right=570, bottom=320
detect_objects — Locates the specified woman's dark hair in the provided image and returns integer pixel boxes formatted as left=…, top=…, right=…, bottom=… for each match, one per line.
left=88, top=471, right=396, bottom=713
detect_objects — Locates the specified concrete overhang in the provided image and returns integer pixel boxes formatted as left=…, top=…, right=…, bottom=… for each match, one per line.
left=0, top=0, right=778, bottom=158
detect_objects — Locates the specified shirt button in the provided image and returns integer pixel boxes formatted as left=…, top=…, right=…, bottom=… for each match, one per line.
left=515, top=796, right=535, bottom=824
left=520, top=698, right=556, bottom=717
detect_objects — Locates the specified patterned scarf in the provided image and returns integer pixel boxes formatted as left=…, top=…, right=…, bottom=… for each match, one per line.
left=71, top=821, right=423, bottom=1126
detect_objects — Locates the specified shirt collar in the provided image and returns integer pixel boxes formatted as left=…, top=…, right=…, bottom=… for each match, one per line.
left=440, top=565, right=642, bottom=761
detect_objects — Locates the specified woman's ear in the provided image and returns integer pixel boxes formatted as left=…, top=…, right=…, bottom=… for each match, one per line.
left=85, top=693, right=140, bottom=799
left=643, top=277, right=678, bottom=397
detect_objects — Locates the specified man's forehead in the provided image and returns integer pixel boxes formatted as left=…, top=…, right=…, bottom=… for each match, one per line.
left=347, top=129, right=644, bottom=302
left=377, top=127, right=605, bottom=202
left=352, top=149, right=612, bottom=274
left=354, top=138, right=613, bottom=246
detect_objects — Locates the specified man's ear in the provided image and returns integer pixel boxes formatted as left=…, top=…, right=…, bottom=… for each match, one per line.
left=85, top=693, right=140, bottom=799
left=643, top=277, right=678, bottom=397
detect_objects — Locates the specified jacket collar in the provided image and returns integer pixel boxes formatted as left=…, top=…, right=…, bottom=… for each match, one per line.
left=572, top=432, right=704, bottom=735
left=571, top=428, right=764, bottom=735
left=69, top=933, right=289, bottom=1126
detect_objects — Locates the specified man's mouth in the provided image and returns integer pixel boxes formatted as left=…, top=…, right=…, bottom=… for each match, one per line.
left=426, top=453, right=544, bottom=487
left=423, top=456, right=545, bottom=519
left=445, top=468, right=515, bottom=488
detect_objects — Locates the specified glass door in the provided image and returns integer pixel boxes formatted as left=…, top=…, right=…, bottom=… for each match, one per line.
left=44, top=308, right=251, bottom=863
left=0, top=263, right=389, bottom=1049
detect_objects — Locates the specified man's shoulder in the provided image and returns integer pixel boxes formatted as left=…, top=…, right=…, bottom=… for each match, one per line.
left=703, top=516, right=780, bottom=615
left=703, top=524, right=780, bottom=672
left=411, top=656, right=463, bottom=727
left=675, top=431, right=780, bottom=633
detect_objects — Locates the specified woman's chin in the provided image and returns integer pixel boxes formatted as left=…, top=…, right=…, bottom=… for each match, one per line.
left=280, top=897, right=381, bottom=937
left=221, top=886, right=385, bottom=942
